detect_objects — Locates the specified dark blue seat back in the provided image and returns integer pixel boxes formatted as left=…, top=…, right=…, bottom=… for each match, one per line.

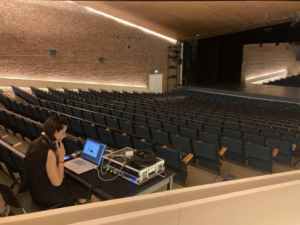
left=72, top=109, right=83, bottom=119
left=135, top=116, right=147, bottom=125
left=246, top=142, right=272, bottom=173
left=199, top=131, right=219, bottom=143
left=96, top=127, right=115, bottom=148
left=148, top=119, right=162, bottom=128
left=151, top=129, right=170, bottom=145
left=94, top=114, right=106, bottom=126
left=106, top=117, right=120, bottom=130
left=119, top=121, right=134, bottom=134
left=113, top=133, right=133, bottom=149
left=170, top=134, right=192, bottom=154
left=155, top=145, right=186, bottom=183
left=133, top=138, right=153, bottom=151
left=82, top=111, right=94, bottom=122
left=180, top=127, right=197, bottom=137
left=69, top=118, right=85, bottom=138
left=82, top=122, right=99, bottom=140
left=223, top=128, right=241, bottom=138
left=267, top=137, right=292, bottom=165
left=221, top=136, right=245, bottom=165
left=244, top=132, right=265, bottom=143
left=63, top=137, right=81, bottom=154
left=204, top=125, right=221, bottom=134
left=163, top=122, right=178, bottom=133
left=134, top=125, right=151, bottom=139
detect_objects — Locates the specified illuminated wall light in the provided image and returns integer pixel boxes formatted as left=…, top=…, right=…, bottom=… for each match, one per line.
left=0, top=87, right=31, bottom=90
left=251, top=75, right=287, bottom=84
left=0, top=77, right=146, bottom=88
left=245, top=70, right=287, bottom=84
left=85, top=7, right=177, bottom=43
left=2, top=77, right=28, bottom=80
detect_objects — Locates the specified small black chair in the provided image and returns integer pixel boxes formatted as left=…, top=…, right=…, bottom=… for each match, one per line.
left=0, top=177, right=62, bottom=216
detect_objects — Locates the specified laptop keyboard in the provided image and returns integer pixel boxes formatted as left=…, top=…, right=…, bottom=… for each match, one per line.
left=73, top=160, right=94, bottom=169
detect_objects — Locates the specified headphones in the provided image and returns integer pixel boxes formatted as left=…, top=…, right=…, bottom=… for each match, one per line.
left=41, top=132, right=59, bottom=150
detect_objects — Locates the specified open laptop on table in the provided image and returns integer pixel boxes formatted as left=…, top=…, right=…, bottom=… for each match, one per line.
left=64, top=138, right=106, bottom=174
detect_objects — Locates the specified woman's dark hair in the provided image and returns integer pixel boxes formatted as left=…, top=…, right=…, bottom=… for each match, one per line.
left=26, top=116, right=67, bottom=157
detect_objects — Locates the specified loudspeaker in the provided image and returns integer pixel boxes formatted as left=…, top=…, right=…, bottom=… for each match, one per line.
left=50, top=50, right=56, bottom=56
left=99, top=57, right=104, bottom=63
left=294, top=45, right=300, bottom=61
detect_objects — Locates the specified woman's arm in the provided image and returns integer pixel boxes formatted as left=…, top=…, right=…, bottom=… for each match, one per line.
left=46, top=150, right=64, bottom=186
left=46, top=141, right=65, bottom=186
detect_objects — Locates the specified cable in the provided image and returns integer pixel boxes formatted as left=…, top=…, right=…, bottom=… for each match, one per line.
left=100, top=181, right=112, bottom=200
left=154, top=170, right=166, bottom=178
left=227, top=163, right=231, bottom=174
left=212, top=162, right=231, bottom=183
left=211, top=174, right=219, bottom=183
left=131, top=150, right=156, bottom=166
left=95, top=154, right=127, bottom=182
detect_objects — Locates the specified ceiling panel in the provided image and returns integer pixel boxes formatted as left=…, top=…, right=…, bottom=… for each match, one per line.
left=74, top=1, right=300, bottom=41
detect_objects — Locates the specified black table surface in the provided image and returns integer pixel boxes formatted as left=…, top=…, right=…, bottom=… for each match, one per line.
left=65, top=166, right=174, bottom=200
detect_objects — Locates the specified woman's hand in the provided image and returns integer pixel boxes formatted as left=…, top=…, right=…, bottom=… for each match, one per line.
left=55, top=141, right=65, bottom=161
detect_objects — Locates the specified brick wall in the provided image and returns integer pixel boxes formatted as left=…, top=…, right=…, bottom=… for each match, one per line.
left=0, top=0, right=175, bottom=92
left=241, top=43, right=300, bottom=83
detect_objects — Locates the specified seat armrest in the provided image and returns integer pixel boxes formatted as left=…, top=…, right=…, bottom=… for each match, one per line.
left=218, top=147, right=227, bottom=156
left=272, top=148, right=279, bottom=157
left=182, top=154, right=193, bottom=164
left=13, top=142, right=23, bottom=148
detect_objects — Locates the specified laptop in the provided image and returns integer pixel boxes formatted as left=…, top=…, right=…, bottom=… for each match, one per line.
left=64, top=138, right=106, bottom=174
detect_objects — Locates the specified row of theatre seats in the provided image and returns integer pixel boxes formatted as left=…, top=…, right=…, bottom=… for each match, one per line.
left=172, top=88, right=300, bottom=112
left=64, top=87, right=300, bottom=126
left=5, top=85, right=300, bottom=176
left=264, top=74, right=300, bottom=87
left=0, top=93, right=192, bottom=185
left=40, top=87, right=299, bottom=164
left=2, top=87, right=300, bottom=224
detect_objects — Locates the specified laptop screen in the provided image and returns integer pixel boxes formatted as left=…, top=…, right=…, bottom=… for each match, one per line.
left=81, top=138, right=106, bottom=165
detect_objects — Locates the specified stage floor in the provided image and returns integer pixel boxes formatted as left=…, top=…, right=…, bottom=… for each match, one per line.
left=176, top=83, right=300, bottom=104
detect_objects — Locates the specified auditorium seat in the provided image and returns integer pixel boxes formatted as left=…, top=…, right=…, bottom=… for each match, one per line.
left=192, top=139, right=223, bottom=173
left=63, top=136, right=82, bottom=155
left=180, top=127, right=197, bottom=137
left=134, top=125, right=151, bottom=139
left=267, top=137, right=293, bottom=166
left=114, top=133, right=133, bottom=149
left=82, top=111, right=94, bottom=122
left=133, top=138, right=154, bottom=151
left=119, top=121, right=135, bottom=134
left=245, top=142, right=274, bottom=173
left=151, top=129, right=170, bottom=145
left=106, top=117, right=120, bottom=130
left=149, top=119, right=162, bottom=128
left=96, top=127, right=116, bottom=148
left=170, top=134, right=193, bottom=155
left=94, top=114, right=107, bottom=126
left=221, top=136, right=245, bottom=165
left=69, top=118, right=86, bottom=139
left=82, top=122, right=99, bottom=141
left=155, top=145, right=188, bottom=184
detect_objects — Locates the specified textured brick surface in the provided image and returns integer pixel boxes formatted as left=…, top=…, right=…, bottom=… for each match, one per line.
left=242, top=43, right=300, bottom=83
left=0, top=1, right=174, bottom=92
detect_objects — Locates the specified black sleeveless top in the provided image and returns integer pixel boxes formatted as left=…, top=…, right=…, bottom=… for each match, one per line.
left=25, top=142, right=75, bottom=207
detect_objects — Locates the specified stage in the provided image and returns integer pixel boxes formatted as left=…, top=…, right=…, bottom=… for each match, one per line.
left=172, top=83, right=300, bottom=104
